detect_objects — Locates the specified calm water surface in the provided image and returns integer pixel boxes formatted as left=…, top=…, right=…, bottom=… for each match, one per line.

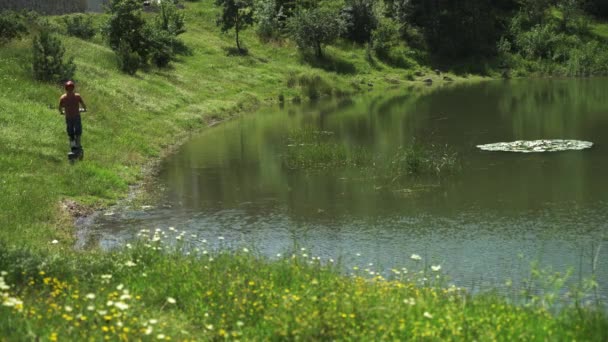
left=85, top=79, right=608, bottom=295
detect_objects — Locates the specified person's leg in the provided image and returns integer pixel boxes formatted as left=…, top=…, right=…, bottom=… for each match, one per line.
left=74, top=117, right=83, bottom=148
left=66, top=118, right=76, bottom=148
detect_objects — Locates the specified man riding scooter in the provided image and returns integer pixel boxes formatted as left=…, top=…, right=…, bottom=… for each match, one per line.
left=58, top=80, right=87, bottom=161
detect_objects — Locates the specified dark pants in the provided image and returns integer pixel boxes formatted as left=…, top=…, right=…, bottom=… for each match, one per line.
left=65, top=116, right=82, bottom=140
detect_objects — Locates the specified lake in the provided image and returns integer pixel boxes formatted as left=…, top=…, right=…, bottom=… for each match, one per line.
left=82, top=78, right=608, bottom=297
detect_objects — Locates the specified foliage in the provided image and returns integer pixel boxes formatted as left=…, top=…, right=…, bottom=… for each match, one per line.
left=116, top=40, right=140, bottom=75
left=517, top=0, right=553, bottom=25
left=340, top=0, right=378, bottom=44
left=566, top=40, right=608, bottom=75
left=399, top=0, right=517, bottom=59
left=501, top=0, right=608, bottom=76
left=32, top=31, right=76, bottom=83
left=371, top=17, right=419, bottom=67
left=254, top=0, right=285, bottom=40
left=583, top=0, right=608, bottom=18
left=515, top=23, right=561, bottom=59
left=147, top=26, right=178, bottom=68
left=63, top=14, right=97, bottom=40
left=215, top=0, right=255, bottom=52
left=104, top=0, right=148, bottom=55
left=0, top=11, right=27, bottom=44
left=155, top=0, right=186, bottom=36
left=287, top=7, right=345, bottom=57
left=104, top=0, right=185, bottom=71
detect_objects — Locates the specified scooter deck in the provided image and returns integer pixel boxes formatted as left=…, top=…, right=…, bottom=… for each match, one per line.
left=68, top=147, right=84, bottom=162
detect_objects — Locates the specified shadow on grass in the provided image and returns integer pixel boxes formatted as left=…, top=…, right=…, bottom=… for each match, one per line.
left=223, top=46, right=249, bottom=56
left=303, top=52, right=357, bottom=74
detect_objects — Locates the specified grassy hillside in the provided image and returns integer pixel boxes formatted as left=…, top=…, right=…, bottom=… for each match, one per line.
left=1, top=0, right=464, bottom=249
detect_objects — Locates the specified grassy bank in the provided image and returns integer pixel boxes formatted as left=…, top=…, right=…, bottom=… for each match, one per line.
left=1, top=232, right=607, bottom=340
left=2, top=1, right=608, bottom=340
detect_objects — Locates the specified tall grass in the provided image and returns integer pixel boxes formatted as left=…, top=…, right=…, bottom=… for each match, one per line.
left=1, top=232, right=606, bottom=340
left=282, top=129, right=459, bottom=182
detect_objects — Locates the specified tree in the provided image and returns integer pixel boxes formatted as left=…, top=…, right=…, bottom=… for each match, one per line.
left=32, top=31, right=76, bottom=82
left=0, top=11, right=27, bottom=44
left=104, top=0, right=148, bottom=60
left=216, top=0, right=255, bottom=52
left=341, top=0, right=378, bottom=44
left=288, top=7, right=345, bottom=57
left=155, top=0, right=186, bottom=36
left=583, top=0, right=608, bottom=18
left=399, top=0, right=518, bottom=59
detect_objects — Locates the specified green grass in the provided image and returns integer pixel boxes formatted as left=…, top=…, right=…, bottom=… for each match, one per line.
left=591, top=20, right=608, bottom=39
left=1, top=2, right=607, bottom=340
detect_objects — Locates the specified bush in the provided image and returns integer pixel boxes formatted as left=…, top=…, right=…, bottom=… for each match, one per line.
left=297, top=73, right=333, bottom=100
left=0, top=11, right=27, bottom=44
left=32, top=31, right=76, bottom=83
left=104, top=0, right=148, bottom=59
left=566, top=41, right=608, bottom=76
left=515, top=24, right=560, bottom=59
left=254, top=0, right=284, bottom=41
left=147, top=26, right=176, bottom=68
left=372, top=17, right=400, bottom=57
left=63, top=14, right=96, bottom=40
left=155, top=0, right=186, bottom=36
left=287, top=8, right=345, bottom=57
left=340, top=0, right=378, bottom=44
left=116, top=40, right=140, bottom=75
left=105, top=0, right=185, bottom=71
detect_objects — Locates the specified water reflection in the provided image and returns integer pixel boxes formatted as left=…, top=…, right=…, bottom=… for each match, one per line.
left=87, top=79, right=608, bottom=295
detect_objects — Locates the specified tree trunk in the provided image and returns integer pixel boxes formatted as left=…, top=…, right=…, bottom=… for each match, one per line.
left=315, top=41, right=322, bottom=58
left=235, top=12, right=241, bottom=52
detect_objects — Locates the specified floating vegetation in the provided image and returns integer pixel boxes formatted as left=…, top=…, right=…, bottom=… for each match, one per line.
left=282, top=129, right=460, bottom=182
left=477, top=139, right=593, bottom=153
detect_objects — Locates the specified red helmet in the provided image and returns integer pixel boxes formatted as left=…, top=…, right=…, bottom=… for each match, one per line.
left=65, top=81, right=75, bottom=90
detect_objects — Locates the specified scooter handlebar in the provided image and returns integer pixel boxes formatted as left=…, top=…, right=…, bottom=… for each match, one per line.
left=59, top=108, right=87, bottom=114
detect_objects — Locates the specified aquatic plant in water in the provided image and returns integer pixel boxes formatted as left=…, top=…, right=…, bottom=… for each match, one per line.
left=477, top=140, right=593, bottom=153
left=282, top=129, right=459, bottom=181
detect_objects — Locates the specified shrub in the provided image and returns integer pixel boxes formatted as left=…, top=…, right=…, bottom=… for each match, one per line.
left=254, top=0, right=284, bottom=41
left=147, top=26, right=176, bottom=68
left=340, top=0, right=378, bottom=44
left=104, top=0, right=148, bottom=59
left=105, top=0, right=184, bottom=71
left=155, top=0, right=186, bottom=36
left=287, top=8, right=345, bottom=57
left=297, top=73, right=332, bottom=100
left=63, top=14, right=96, bottom=40
left=372, top=17, right=400, bottom=57
left=0, top=11, right=27, bottom=44
left=566, top=41, right=608, bottom=76
left=515, top=24, right=560, bottom=59
left=32, top=31, right=76, bottom=83
left=116, top=40, right=140, bottom=75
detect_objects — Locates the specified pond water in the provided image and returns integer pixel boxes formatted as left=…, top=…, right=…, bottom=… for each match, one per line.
left=84, top=79, right=608, bottom=297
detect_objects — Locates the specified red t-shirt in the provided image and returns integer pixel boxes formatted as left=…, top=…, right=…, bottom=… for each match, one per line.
left=60, top=93, right=82, bottom=119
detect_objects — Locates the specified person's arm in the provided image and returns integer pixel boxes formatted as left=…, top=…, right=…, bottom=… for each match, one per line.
left=79, top=97, right=87, bottom=112
left=58, top=98, right=64, bottom=115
